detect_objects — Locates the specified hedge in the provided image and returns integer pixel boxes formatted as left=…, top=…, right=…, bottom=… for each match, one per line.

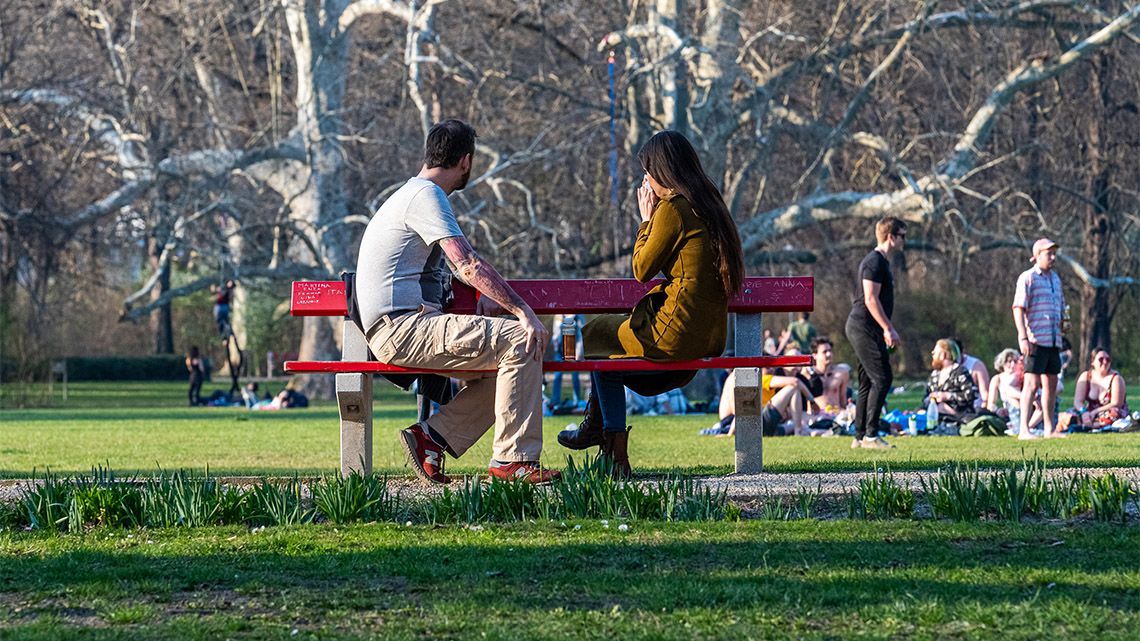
left=59, top=356, right=198, bottom=382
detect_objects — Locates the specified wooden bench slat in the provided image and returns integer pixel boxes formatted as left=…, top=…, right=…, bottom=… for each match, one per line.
left=290, top=277, right=813, bottom=317
left=285, top=355, right=810, bottom=375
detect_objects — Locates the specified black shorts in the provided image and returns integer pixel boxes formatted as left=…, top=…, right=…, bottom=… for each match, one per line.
left=761, top=405, right=785, bottom=436
left=1024, top=344, right=1061, bottom=375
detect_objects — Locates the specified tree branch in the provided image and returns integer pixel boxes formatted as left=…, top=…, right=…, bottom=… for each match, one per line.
left=156, top=141, right=306, bottom=178
left=337, top=0, right=414, bottom=35
left=792, top=0, right=934, bottom=193
left=738, top=0, right=1114, bottom=131
left=1059, top=253, right=1138, bottom=289
left=739, top=3, right=1140, bottom=253
left=739, top=185, right=933, bottom=253
left=1, top=88, right=147, bottom=170
left=941, top=3, right=1140, bottom=179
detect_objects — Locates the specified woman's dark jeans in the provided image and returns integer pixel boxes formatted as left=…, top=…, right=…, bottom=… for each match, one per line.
left=591, top=371, right=630, bottom=432
left=845, top=316, right=893, bottom=441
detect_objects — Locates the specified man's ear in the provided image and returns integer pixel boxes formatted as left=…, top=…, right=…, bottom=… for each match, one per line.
left=460, top=153, right=472, bottom=172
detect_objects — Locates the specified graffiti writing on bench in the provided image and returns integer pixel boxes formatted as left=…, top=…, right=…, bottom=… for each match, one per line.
left=292, top=282, right=345, bottom=310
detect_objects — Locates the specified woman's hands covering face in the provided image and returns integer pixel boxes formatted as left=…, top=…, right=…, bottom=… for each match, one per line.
left=637, top=174, right=660, bottom=223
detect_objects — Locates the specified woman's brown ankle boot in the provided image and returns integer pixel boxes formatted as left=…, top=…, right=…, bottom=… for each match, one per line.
left=600, top=428, right=632, bottom=479
left=556, top=394, right=604, bottom=450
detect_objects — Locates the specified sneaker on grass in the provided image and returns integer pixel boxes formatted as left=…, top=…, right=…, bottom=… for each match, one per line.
left=860, top=436, right=895, bottom=450
left=399, top=423, right=451, bottom=484
left=488, top=461, right=562, bottom=484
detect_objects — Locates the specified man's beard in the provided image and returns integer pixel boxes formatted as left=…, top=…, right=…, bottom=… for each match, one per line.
left=455, top=167, right=471, bottom=191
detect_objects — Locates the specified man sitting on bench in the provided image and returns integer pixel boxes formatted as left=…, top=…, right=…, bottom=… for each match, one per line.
left=355, top=119, right=559, bottom=485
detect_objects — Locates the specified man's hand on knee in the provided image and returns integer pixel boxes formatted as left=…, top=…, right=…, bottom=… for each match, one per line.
left=517, top=309, right=548, bottom=361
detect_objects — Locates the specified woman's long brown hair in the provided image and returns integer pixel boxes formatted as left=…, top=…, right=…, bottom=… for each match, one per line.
left=637, top=130, right=744, bottom=298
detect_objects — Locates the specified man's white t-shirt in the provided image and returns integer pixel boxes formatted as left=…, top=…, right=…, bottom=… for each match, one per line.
left=355, top=177, right=463, bottom=332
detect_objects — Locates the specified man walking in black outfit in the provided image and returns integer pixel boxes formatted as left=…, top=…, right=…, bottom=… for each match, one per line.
left=845, top=217, right=907, bottom=449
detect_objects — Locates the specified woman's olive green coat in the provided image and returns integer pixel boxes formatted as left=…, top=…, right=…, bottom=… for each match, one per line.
left=582, top=193, right=729, bottom=392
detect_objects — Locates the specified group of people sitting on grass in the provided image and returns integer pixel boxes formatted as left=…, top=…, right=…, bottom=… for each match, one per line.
left=701, top=336, right=853, bottom=438
left=985, top=344, right=1131, bottom=436
left=695, top=334, right=1132, bottom=439
left=920, top=338, right=1132, bottom=436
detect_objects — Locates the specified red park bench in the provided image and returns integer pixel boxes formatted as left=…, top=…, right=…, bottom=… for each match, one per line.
left=285, top=274, right=813, bottom=476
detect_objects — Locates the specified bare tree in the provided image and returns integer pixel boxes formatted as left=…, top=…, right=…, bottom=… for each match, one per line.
left=5, top=0, right=1140, bottom=386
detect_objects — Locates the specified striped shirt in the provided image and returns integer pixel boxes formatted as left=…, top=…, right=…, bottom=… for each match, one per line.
left=1012, top=267, right=1064, bottom=348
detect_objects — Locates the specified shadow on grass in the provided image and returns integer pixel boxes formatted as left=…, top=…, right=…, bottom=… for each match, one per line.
left=1, top=525, right=1138, bottom=616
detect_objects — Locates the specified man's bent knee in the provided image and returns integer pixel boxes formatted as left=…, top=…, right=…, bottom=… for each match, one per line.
left=492, top=319, right=537, bottom=364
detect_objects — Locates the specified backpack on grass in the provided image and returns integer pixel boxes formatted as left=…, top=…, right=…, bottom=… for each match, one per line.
left=959, top=414, right=1006, bottom=437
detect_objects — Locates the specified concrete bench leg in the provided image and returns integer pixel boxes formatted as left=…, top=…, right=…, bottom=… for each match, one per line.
left=733, top=367, right=763, bottom=474
left=336, top=372, right=373, bottom=476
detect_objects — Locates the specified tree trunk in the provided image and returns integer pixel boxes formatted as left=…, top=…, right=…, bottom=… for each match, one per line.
left=1079, top=55, right=1115, bottom=360
left=153, top=251, right=173, bottom=354
left=282, top=0, right=355, bottom=398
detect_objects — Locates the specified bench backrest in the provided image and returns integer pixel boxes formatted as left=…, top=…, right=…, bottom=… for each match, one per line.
left=291, top=276, right=813, bottom=317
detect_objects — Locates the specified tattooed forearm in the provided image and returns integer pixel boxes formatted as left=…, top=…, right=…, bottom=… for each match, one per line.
left=441, top=236, right=527, bottom=316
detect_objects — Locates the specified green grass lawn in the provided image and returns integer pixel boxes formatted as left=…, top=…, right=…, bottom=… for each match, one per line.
left=3, top=383, right=1138, bottom=641
left=2, top=521, right=1138, bottom=640
left=1, top=381, right=1138, bottom=478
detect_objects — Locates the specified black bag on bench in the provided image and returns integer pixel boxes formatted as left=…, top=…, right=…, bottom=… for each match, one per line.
left=342, top=272, right=453, bottom=407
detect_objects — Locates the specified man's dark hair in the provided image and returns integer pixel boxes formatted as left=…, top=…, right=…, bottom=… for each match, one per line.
left=424, top=119, right=477, bottom=169
left=810, top=336, right=832, bottom=352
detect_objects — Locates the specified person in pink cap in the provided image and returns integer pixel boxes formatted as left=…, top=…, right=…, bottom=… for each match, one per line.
left=1012, top=238, right=1066, bottom=439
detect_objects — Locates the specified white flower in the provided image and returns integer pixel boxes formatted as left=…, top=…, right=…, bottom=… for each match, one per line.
left=618, top=524, right=629, bottom=532
left=405, top=521, right=413, bottom=527
left=573, top=524, right=582, bottom=531
left=600, top=519, right=608, bottom=526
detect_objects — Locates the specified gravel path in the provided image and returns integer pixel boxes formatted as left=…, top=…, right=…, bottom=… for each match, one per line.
left=4, top=467, right=1139, bottom=506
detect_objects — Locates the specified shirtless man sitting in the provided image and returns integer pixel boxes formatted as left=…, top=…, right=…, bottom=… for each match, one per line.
left=714, top=368, right=820, bottom=437
left=806, top=336, right=851, bottom=416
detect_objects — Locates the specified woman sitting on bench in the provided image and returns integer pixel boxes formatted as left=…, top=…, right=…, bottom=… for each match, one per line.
left=557, top=130, right=745, bottom=477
